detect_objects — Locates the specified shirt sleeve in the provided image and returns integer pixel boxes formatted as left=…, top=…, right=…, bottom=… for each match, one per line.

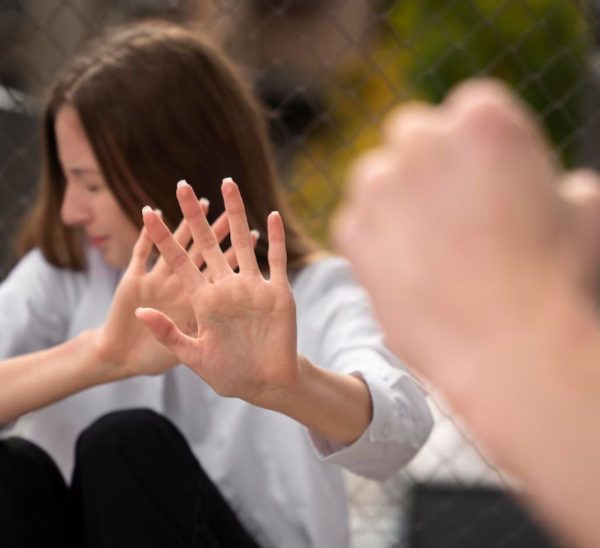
left=0, top=249, right=79, bottom=358
left=293, top=257, right=433, bottom=481
left=0, top=250, right=82, bottom=432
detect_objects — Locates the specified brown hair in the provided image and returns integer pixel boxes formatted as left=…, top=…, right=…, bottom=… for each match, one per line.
left=19, top=20, right=319, bottom=271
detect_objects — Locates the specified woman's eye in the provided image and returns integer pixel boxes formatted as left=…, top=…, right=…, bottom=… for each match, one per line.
left=86, top=184, right=103, bottom=193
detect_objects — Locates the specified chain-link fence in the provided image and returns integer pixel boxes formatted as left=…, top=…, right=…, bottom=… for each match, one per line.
left=0, top=1, right=595, bottom=546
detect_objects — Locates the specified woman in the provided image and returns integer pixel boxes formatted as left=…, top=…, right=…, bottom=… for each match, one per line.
left=0, top=21, right=432, bottom=548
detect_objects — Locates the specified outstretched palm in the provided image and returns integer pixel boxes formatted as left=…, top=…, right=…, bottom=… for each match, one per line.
left=95, top=202, right=243, bottom=378
left=137, top=180, right=299, bottom=408
left=94, top=232, right=191, bottom=376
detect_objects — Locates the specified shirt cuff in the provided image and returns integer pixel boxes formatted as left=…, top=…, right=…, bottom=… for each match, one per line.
left=307, top=369, right=433, bottom=481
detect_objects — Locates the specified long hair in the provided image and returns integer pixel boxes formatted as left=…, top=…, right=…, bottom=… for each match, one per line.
left=19, top=20, right=319, bottom=271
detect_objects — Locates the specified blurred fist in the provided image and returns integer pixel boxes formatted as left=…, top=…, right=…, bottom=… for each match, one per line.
left=334, top=79, right=593, bottom=384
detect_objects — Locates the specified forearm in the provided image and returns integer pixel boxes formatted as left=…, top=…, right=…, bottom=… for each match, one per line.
left=269, top=354, right=373, bottom=446
left=0, top=330, right=122, bottom=424
left=432, top=293, right=600, bottom=548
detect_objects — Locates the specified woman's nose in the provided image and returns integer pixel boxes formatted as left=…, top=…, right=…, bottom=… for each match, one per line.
left=60, top=183, right=92, bottom=226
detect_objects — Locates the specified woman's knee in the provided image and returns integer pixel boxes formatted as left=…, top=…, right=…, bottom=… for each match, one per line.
left=75, top=408, right=183, bottom=463
left=0, top=437, right=64, bottom=487
left=0, top=438, right=73, bottom=548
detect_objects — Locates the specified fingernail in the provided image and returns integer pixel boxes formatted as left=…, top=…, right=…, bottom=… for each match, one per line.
left=222, top=177, right=234, bottom=186
left=155, top=208, right=163, bottom=216
left=142, top=205, right=153, bottom=215
left=269, top=210, right=280, bottom=217
left=250, top=229, right=260, bottom=240
left=177, top=179, right=189, bottom=188
left=199, top=197, right=210, bottom=209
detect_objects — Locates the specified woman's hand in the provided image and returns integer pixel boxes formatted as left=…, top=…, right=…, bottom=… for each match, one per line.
left=136, top=179, right=299, bottom=409
left=93, top=198, right=257, bottom=378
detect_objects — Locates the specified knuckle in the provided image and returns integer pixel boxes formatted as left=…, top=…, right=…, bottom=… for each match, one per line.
left=383, top=101, right=440, bottom=145
left=195, top=231, right=217, bottom=250
left=453, top=98, right=524, bottom=147
left=447, top=78, right=514, bottom=109
left=169, top=251, right=189, bottom=270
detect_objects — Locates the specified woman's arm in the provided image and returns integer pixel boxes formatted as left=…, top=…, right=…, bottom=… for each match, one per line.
left=0, top=227, right=175, bottom=424
left=0, top=206, right=248, bottom=425
left=137, top=179, right=379, bottom=446
left=0, top=330, right=116, bottom=424
left=267, top=354, right=372, bottom=445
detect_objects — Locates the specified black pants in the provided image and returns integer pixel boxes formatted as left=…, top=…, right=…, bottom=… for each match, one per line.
left=0, top=409, right=261, bottom=548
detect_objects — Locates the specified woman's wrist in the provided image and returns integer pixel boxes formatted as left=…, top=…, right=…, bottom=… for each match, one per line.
left=266, top=354, right=372, bottom=445
left=86, top=328, right=132, bottom=384
left=249, top=353, right=308, bottom=413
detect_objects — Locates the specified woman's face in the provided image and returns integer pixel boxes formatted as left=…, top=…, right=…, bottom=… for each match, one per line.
left=55, top=105, right=139, bottom=269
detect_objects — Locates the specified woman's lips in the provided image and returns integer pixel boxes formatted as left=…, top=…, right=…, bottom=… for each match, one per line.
left=88, top=235, right=109, bottom=247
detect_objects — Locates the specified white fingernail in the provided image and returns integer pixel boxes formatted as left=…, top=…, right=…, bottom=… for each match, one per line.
left=222, top=177, right=234, bottom=185
left=250, top=229, right=260, bottom=240
left=199, top=197, right=210, bottom=208
left=142, top=205, right=153, bottom=215
left=177, top=179, right=189, bottom=188
left=155, top=208, right=163, bottom=216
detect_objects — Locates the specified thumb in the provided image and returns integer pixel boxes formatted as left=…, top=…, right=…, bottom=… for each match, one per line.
left=135, top=307, right=198, bottom=361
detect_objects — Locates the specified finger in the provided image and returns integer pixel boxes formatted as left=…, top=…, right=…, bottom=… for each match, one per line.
left=333, top=147, right=394, bottom=261
left=153, top=220, right=190, bottom=276
left=222, top=178, right=261, bottom=276
left=188, top=210, right=229, bottom=268
left=219, top=228, right=260, bottom=276
left=142, top=206, right=206, bottom=293
left=446, top=89, right=559, bottom=200
left=383, top=101, right=443, bottom=148
left=135, top=306, right=199, bottom=363
left=177, top=180, right=232, bottom=279
left=202, top=229, right=260, bottom=282
left=559, top=169, right=600, bottom=205
left=128, top=227, right=154, bottom=276
left=154, top=198, right=209, bottom=276
left=445, top=78, right=556, bottom=164
left=345, top=146, right=399, bottom=207
left=267, top=212, right=288, bottom=286
left=445, top=78, right=532, bottom=120
left=380, top=102, right=448, bottom=182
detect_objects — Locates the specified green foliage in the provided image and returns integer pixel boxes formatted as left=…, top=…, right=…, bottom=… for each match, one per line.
left=288, top=0, right=591, bottom=243
left=389, top=0, right=589, bottom=161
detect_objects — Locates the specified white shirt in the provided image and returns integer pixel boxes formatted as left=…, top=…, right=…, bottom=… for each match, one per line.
left=0, top=248, right=432, bottom=548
